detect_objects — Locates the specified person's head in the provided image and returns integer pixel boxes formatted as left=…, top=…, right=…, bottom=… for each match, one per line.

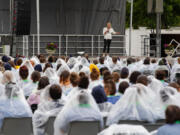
left=38, top=76, right=50, bottom=90
left=49, top=84, right=62, bottom=101
left=151, top=59, right=156, bottom=64
left=92, top=85, right=107, bottom=104
left=120, top=67, right=129, bottom=79
left=48, top=56, right=54, bottom=63
left=79, top=72, right=86, bottom=78
left=39, top=56, right=46, bottom=63
left=136, top=75, right=148, bottom=86
left=129, top=71, right=141, bottom=84
left=90, top=68, right=100, bottom=81
left=4, top=63, right=12, bottom=71
left=103, top=70, right=113, bottom=84
left=165, top=105, right=180, bottom=124
left=107, top=22, right=111, bottom=29
left=43, top=63, right=52, bottom=72
left=60, top=70, right=70, bottom=85
left=112, top=56, right=118, bottom=64
left=78, top=91, right=89, bottom=105
left=93, top=59, right=98, bottom=65
left=2, top=71, right=14, bottom=84
left=78, top=75, right=89, bottom=89
left=156, top=70, right=166, bottom=81
left=119, top=81, right=129, bottom=94
left=19, top=65, right=29, bottom=80
left=31, top=71, right=41, bottom=83
left=2, top=55, right=10, bottom=63
left=70, top=72, right=79, bottom=87
left=16, top=58, right=23, bottom=66
left=104, top=80, right=116, bottom=96
left=143, top=57, right=150, bottom=65
left=99, top=56, right=105, bottom=65
left=34, top=64, right=42, bottom=72
left=112, top=72, right=120, bottom=83
left=100, top=67, right=109, bottom=76
left=169, top=83, right=180, bottom=92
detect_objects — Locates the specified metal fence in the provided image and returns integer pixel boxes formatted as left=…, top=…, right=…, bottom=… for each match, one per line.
left=0, top=34, right=126, bottom=57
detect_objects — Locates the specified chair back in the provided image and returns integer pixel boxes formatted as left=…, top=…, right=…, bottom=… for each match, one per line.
left=44, top=116, right=56, bottom=135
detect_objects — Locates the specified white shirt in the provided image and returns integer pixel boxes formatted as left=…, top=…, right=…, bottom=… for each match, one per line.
left=103, top=27, right=116, bottom=40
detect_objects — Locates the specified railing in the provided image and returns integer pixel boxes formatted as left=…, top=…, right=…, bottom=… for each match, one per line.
left=0, top=34, right=126, bottom=57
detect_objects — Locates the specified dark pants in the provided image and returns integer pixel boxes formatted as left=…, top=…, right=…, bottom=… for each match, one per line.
left=103, top=39, right=111, bottom=53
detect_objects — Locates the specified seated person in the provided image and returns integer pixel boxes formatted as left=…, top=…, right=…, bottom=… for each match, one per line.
left=112, top=72, right=120, bottom=93
left=129, top=71, right=141, bottom=85
left=33, top=84, right=65, bottom=135
left=27, top=76, right=50, bottom=112
left=0, top=71, right=32, bottom=128
left=120, top=67, right=129, bottom=83
left=92, top=85, right=112, bottom=113
left=155, top=70, right=168, bottom=87
left=157, top=105, right=180, bottom=135
left=104, top=80, right=120, bottom=104
left=54, top=90, right=103, bottom=135
left=118, top=81, right=129, bottom=95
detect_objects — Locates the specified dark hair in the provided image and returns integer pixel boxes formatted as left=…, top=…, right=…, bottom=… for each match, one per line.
left=38, top=76, right=50, bottom=90
left=129, top=71, right=141, bottom=84
left=99, top=56, right=105, bottom=65
left=137, top=75, right=148, bottom=86
left=48, top=56, right=54, bottom=63
left=19, top=65, right=29, bottom=80
left=143, top=57, right=150, bottom=65
left=60, top=70, right=70, bottom=84
left=156, top=70, right=166, bottom=80
left=16, top=58, right=23, bottom=66
left=90, top=68, right=100, bottom=81
left=119, top=81, right=129, bottom=94
left=43, top=63, right=52, bottom=72
left=93, top=59, right=98, bottom=65
left=31, top=71, right=41, bottom=83
left=49, top=84, right=62, bottom=100
left=165, top=105, right=180, bottom=124
left=79, top=72, right=86, bottom=78
left=70, top=72, right=79, bottom=87
left=120, top=67, right=129, bottom=79
left=78, top=76, right=89, bottom=89
left=100, top=67, right=109, bottom=76
left=112, top=72, right=120, bottom=83
left=104, top=80, right=116, bottom=95
left=151, top=59, right=156, bottom=64
left=112, top=56, right=118, bottom=64
left=103, top=70, right=113, bottom=84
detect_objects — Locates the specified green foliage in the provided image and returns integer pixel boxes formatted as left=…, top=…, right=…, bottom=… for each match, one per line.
left=126, top=0, right=180, bottom=29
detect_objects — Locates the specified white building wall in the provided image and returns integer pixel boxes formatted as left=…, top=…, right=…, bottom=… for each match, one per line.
left=125, top=27, right=180, bottom=56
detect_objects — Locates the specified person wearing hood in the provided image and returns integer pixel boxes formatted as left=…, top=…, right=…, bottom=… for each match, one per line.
left=0, top=71, right=32, bottom=128
left=33, top=84, right=65, bottom=135
left=54, top=90, right=103, bottom=135
left=1, top=55, right=10, bottom=63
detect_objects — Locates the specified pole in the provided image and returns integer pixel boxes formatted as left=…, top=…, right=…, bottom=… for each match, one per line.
left=10, top=0, right=14, bottom=56
left=36, top=0, right=40, bottom=55
left=156, top=13, right=161, bottom=57
left=129, top=0, right=133, bottom=56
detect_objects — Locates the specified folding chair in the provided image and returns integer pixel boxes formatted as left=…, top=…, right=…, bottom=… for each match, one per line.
left=68, top=121, right=101, bottom=135
left=0, top=117, right=33, bottom=135
left=44, top=116, right=56, bottom=135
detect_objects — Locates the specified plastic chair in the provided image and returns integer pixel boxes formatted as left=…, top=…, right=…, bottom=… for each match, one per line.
left=0, top=117, right=33, bottom=135
left=68, top=121, right=101, bottom=135
left=44, top=116, right=56, bottom=135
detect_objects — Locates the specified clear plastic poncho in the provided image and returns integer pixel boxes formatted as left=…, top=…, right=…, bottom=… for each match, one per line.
left=21, top=60, right=34, bottom=79
left=106, top=84, right=164, bottom=126
left=44, top=68, right=59, bottom=84
left=57, top=64, right=70, bottom=77
left=30, top=56, right=40, bottom=65
left=98, top=124, right=150, bottom=135
left=67, top=57, right=77, bottom=69
left=148, top=76, right=164, bottom=94
left=54, top=90, right=103, bottom=135
left=33, top=85, right=65, bottom=135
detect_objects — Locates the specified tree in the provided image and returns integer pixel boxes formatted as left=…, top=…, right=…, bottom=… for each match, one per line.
left=126, top=0, right=180, bottom=29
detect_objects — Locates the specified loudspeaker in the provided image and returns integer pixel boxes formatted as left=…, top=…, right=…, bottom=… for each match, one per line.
left=147, top=0, right=163, bottom=13
left=12, top=0, right=31, bottom=35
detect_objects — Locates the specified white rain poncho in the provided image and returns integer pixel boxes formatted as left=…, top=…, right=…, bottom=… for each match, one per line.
left=67, top=57, right=77, bottom=69
left=170, top=66, right=180, bottom=82
left=57, top=64, right=70, bottom=77
left=148, top=76, right=164, bottom=94
left=89, top=80, right=103, bottom=92
left=139, top=65, right=153, bottom=76
left=22, top=81, right=38, bottom=97
left=44, top=68, right=59, bottom=84
left=54, top=90, right=103, bottom=135
left=21, top=60, right=34, bottom=79
left=159, top=86, right=180, bottom=108
left=33, top=85, right=65, bottom=135
left=106, top=84, right=164, bottom=126
left=30, top=56, right=40, bottom=65
left=0, top=82, right=32, bottom=128
left=80, top=57, right=90, bottom=67
left=98, top=124, right=150, bottom=135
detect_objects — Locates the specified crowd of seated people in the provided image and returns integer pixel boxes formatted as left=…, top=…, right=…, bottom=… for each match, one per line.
left=0, top=54, right=180, bottom=135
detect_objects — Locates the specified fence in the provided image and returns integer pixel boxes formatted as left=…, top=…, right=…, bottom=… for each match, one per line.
left=0, top=34, right=126, bottom=57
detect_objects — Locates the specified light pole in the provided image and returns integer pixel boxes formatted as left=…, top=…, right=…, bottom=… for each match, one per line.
left=129, top=0, right=133, bottom=56
left=36, top=0, right=40, bottom=55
